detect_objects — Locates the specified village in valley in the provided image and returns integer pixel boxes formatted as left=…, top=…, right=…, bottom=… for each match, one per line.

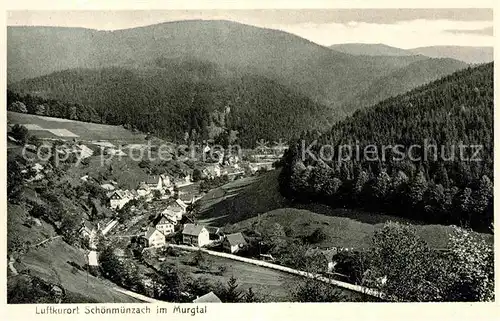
left=7, top=113, right=307, bottom=303
left=7, top=9, right=494, bottom=306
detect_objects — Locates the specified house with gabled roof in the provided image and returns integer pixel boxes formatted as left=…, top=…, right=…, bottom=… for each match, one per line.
left=109, top=189, right=134, bottom=210
left=162, top=202, right=185, bottom=222
left=223, top=232, right=247, bottom=253
left=145, top=176, right=163, bottom=190
left=79, top=220, right=97, bottom=239
left=140, top=227, right=166, bottom=248
left=182, top=224, right=210, bottom=247
left=154, top=215, right=176, bottom=236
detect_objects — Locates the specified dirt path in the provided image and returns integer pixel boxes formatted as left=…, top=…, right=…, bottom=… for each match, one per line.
left=32, top=235, right=61, bottom=247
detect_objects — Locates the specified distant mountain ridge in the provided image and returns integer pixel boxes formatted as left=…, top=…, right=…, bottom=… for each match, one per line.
left=329, top=43, right=414, bottom=57
left=409, top=46, right=493, bottom=64
left=329, top=43, right=493, bottom=64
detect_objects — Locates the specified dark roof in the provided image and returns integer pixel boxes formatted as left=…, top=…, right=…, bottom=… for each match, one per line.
left=193, top=291, right=222, bottom=303
left=182, top=224, right=206, bottom=236
left=225, top=233, right=247, bottom=246
left=155, top=215, right=175, bottom=226
left=206, top=226, right=221, bottom=234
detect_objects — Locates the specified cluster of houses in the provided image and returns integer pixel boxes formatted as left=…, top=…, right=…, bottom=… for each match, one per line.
left=138, top=200, right=247, bottom=255
left=101, top=172, right=195, bottom=210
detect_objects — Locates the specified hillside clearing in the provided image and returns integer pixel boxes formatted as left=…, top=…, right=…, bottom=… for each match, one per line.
left=8, top=111, right=147, bottom=142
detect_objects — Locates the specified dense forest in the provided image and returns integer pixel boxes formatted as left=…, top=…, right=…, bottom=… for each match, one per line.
left=7, top=89, right=101, bottom=123
left=279, top=63, right=493, bottom=232
left=8, top=60, right=330, bottom=147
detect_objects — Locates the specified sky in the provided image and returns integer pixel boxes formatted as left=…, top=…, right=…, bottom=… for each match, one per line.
left=7, top=9, right=494, bottom=48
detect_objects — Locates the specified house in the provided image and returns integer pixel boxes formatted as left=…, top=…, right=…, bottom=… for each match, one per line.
left=140, top=227, right=166, bottom=248
left=79, top=221, right=97, bottom=239
left=193, top=291, right=222, bottom=303
left=223, top=232, right=247, bottom=253
left=182, top=224, right=210, bottom=247
left=154, top=216, right=176, bottom=236
left=162, top=201, right=185, bottom=221
left=109, top=190, right=133, bottom=210
left=162, top=208, right=182, bottom=223
left=145, top=176, right=163, bottom=190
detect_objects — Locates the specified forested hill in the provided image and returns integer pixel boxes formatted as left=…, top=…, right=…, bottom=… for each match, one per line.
left=7, top=22, right=431, bottom=113
left=279, top=63, right=493, bottom=232
left=342, top=58, right=469, bottom=114
left=7, top=62, right=331, bottom=147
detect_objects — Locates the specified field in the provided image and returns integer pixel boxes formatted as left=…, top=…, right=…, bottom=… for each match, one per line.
left=8, top=111, right=147, bottom=142
left=196, top=171, right=493, bottom=249
left=148, top=248, right=305, bottom=302
left=196, top=170, right=288, bottom=226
